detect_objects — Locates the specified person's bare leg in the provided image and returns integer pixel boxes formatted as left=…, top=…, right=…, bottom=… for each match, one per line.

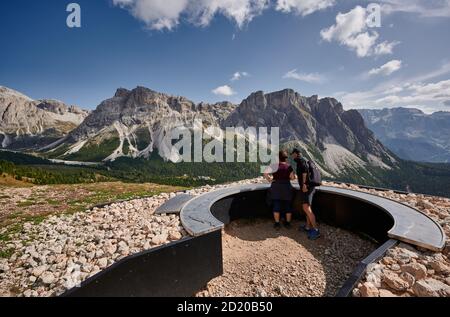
left=303, top=204, right=318, bottom=229
left=274, top=212, right=281, bottom=223
left=306, top=217, right=312, bottom=230
left=300, top=205, right=311, bottom=229
left=286, top=213, right=292, bottom=223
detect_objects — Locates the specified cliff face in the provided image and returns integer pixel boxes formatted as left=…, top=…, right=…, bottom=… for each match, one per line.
left=359, top=107, right=450, bottom=163
left=0, top=86, right=89, bottom=150
left=225, top=89, right=395, bottom=171
left=38, top=86, right=396, bottom=184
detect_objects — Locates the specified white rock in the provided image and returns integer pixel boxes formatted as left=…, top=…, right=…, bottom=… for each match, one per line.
left=118, top=241, right=129, bottom=255
left=151, top=233, right=168, bottom=245
left=169, top=231, right=182, bottom=241
left=0, top=263, right=10, bottom=272
left=40, top=272, right=56, bottom=285
left=97, top=258, right=108, bottom=269
left=413, top=278, right=450, bottom=297
left=359, top=282, right=380, bottom=297
left=32, top=265, right=47, bottom=277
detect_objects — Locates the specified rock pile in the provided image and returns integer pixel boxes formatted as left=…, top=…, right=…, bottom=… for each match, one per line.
left=1, top=177, right=449, bottom=297
left=327, top=183, right=450, bottom=298
left=0, top=178, right=264, bottom=297
left=0, top=193, right=186, bottom=297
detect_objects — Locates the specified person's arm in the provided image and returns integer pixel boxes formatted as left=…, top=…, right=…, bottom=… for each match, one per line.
left=302, top=173, right=308, bottom=192
left=298, top=159, right=309, bottom=192
left=289, top=171, right=296, bottom=180
left=263, top=164, right=275, bottom=183
left=264, top=172, right=273, bottom=183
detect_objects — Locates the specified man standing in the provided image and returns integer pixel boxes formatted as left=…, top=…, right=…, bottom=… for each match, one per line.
left=291, top=149, right=320, bottom=240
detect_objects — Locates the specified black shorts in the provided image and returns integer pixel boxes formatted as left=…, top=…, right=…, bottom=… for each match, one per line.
left=272, top=200, right=293, bottom=213
left=299, top=187, right=316, bottom=206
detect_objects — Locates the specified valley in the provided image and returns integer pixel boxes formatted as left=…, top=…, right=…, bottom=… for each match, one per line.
left=1, top=85, right=450, bottom=198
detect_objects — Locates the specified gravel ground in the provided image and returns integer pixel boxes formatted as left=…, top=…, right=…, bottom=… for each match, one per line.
left=0, top=193, right=186, bottom=297
left=197, top=218, right=376, bottom=297
left=1, top=177, right=449, bottom=297
left=0, top=179, right=260, bottom=297
left=330, top=183, right=450, bottom=298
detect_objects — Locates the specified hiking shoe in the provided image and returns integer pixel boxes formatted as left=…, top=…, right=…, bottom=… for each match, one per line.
left=299, top=224, right=311, bottom=232
left=284, top=222, right=292, bottom=229
left=274, top=222, right=281, bottom=230
left=308, top=229, right=321, bottom=240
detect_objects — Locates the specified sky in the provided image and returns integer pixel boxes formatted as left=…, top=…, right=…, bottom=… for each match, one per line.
left=1, top=0, right=450, bottom=113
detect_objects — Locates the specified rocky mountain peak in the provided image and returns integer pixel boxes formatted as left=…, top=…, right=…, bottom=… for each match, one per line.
left=36, top=99, right=88, bottom=116
left=0, top=86, right=88, bottom=150
left=114, top=88, right=130, bottom=98
left=359, top=107, right=450, bottom=163
left=12, top=85, right=395, bottom=176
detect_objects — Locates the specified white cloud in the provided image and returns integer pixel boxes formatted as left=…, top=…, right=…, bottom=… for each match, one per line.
left=410, top=61, right=450, bottom=83
left=113, top=0, right=270, bottom=30
left=374, top=41, right=400, bottom=55
left=188, top=0, right=269, bottom=28
left=112, top=0, right=189, bottom=30
left=231, top=71, right=250, bottom=81
left=368, top=60, right=402, bottom=76
left=212, top=85, right=236, bottom=96
left=407, top=80, right=450, bottom=96
left=384, top=86, right=404, bottom=94
left=379, top=0, right=450, bottom=18
left=335, top=61, right=450, bottom=112
left=283, top=69, right=325, bottom=83
left=337, top=76, right=450, bottom=113
left=112, top=0, right=450, bottom=31
left=373, top=80, right=450, bottom=107
left=113, top=0, right=341, bottom=30
left=320, top=5, right=399, bottom=58
left=275, top=0, right=335, bottom=16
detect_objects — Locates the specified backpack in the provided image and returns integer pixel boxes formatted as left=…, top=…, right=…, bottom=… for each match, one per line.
left=303, top=158, right=322, bottom=187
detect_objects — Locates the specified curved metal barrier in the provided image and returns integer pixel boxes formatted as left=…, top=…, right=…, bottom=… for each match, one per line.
left=180, top=184, right=445, bottom=251
left=63, top=231, right=223, bottom=297
left=62, top=183, right=445, bottom=297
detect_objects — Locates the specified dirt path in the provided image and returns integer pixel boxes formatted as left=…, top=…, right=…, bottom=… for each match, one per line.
left=198, top=219, right=376, bottom=297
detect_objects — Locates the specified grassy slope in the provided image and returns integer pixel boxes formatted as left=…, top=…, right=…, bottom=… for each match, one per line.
left=0, top=182, right=186, bottom=250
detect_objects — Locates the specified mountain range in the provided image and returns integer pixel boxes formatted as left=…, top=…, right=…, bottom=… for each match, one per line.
left=1, top=85, right=450, bottom=197
left=0, top=86, right=89, bottom=150
left=38, top=86, right=396, bottom=182
left=359, top=108, right=450, bottom=163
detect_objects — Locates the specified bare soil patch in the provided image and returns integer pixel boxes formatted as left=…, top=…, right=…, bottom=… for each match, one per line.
left=198, top=218, right=376, bottom=297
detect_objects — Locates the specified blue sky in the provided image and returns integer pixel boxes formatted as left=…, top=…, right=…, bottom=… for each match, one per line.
left=1, top=0, right=450, bottom=113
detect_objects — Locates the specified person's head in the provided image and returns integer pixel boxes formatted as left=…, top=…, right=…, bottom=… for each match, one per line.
left=291, top=148, right=301, bottom=159
left=279, top=150, right=289, bottom=163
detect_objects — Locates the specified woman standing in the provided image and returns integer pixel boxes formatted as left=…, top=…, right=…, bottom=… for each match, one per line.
left=264, top=151, right=296, bottom=230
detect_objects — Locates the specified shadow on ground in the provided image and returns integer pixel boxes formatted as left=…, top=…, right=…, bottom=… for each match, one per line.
left=202, top=218, right=377, bottom=297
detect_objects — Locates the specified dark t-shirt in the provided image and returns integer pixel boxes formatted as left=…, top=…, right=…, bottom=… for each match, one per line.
left=272, top=163, right=294, bottom=182
left=295, top=158, right=310, bottom=187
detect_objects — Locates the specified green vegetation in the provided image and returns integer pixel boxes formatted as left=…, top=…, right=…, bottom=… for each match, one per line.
left=65, top=137, right=120, bottom=162
left=0, top=182, right=185, bottom=251
left=0, top=223, right=23, bottom=242
left=107, top=153, right=261, bottom=187
left=324, top=159, right=450, bottom=198
left=2, top=144, right=450, bottom=197
left=42, top=144, right=71, bottom=159
left=0, top=151, right=52, bottom=165
left=0, top=160, right=112, bottom=185
left=135, top=128, right=151, bottom=151
left=0, top=248, right=14, bottom=259
left=123, top=140, right=130, bottom=155
left=382, top=160, right=450, bottom=198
